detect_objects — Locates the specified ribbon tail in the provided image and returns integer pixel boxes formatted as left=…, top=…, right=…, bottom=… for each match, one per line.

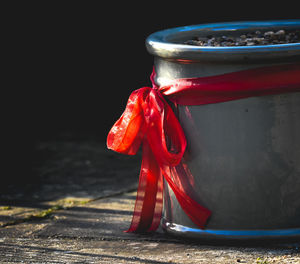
left=162, top=165, right=211, bottom=229
left=126, top=140, right=163, bottom=233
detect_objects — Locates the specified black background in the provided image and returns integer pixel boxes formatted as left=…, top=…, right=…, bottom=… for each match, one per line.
left=12, top=3, right=298, bottom=140
left=3, top=3, right=299, bottom=183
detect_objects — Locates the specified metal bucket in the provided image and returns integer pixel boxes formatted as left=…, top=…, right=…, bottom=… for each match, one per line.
left=146, top=20, right=300, bottom=240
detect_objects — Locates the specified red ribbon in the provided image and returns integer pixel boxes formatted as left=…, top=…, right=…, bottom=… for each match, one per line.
left=107, top=63, right=300, bottom=233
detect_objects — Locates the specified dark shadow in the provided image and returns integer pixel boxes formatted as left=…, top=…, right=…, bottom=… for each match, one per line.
left=0, top=215, right=15, bottom=222
left=161, top=231, right=300, bottom=250
left=122, top=194, right=138, bottom=200
left=2, top=243, right=176, bottom=264
left=44, top=217, right=126, bottom=230
left=0, top=134, right=140, bottom=209
left=67, top=206, right=133, bottom=216
left=0, top=201, right=50, bottom=210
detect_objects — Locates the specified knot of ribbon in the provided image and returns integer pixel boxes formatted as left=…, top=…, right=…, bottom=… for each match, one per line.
left=107, top=63, right=300, bottom=233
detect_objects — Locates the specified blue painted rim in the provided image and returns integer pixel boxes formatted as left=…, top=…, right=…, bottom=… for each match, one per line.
left=146, top=20, right=300, bottom=61
left=162, top=220, right=300, bottom=239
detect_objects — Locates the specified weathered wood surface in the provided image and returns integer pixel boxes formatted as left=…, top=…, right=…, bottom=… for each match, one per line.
left=1, top=139, right=300, bottom=263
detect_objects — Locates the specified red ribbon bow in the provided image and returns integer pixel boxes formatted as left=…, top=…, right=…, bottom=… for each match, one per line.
left=107, top=63, right=300, bottom=233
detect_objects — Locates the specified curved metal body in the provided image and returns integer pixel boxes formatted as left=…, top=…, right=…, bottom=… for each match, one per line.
left=146, top=20, right=300, bottom=240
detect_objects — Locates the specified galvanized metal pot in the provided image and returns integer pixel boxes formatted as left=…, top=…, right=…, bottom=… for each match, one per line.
left=146, top=20, right=300, bottom=240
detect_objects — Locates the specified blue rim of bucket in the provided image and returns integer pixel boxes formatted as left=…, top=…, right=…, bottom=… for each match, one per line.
left=146, top=20, right=300, bottom=61
left=162, top=220, right=300, bottom=239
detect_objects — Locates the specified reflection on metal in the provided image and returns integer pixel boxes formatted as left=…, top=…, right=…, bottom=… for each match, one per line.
left=162, top=219, right=300, bottom=240
left=146, top=20, right=300, bottom=61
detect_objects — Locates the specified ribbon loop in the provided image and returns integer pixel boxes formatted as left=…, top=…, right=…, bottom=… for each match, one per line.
left=144, top=89, right=186, bottom=167
left=107, top=88, right=145, bottom=155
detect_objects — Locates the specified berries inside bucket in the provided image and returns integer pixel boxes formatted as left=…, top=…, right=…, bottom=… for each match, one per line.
left=184, top=29, right=300, bottom=47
